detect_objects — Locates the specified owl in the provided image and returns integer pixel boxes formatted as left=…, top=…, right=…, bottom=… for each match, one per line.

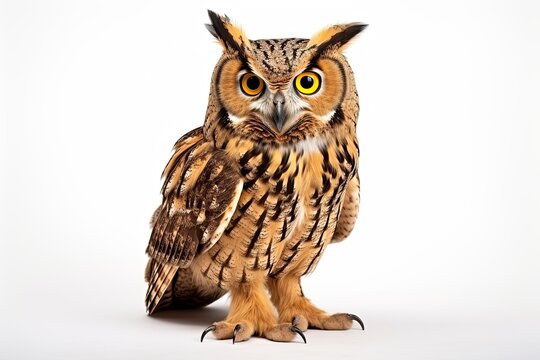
left=145, top=10, right=367, bottom=343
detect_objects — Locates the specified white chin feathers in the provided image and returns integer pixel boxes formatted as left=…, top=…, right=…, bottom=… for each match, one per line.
left=319, top=110, right=335, bottom=122
left=228, top=113, right=244, bottom=123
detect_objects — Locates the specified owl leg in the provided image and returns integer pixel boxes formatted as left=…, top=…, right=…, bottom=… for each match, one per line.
left=268, top=275, right=364, bottom=331
left=200, top=274, right=305, bottom=343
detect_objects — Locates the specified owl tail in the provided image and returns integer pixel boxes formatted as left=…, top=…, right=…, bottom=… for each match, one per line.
left=145, top=258, right=227, bottom=314
left=145, top=259, right=178, bottom=314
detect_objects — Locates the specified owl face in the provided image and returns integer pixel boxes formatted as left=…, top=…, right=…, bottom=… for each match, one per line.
left=205, top=11, right=367, bottom=145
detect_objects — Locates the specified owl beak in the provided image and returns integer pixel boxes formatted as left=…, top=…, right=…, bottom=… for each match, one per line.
left=272, top=92, right=287, bottom=132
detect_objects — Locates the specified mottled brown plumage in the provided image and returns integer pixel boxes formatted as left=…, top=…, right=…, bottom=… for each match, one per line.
left=145, top=10, right=367, bottom=342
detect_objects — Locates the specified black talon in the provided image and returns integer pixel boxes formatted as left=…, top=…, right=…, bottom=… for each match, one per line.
left=291, top=325, right=307, bottom=344
left=200, top=325, right=216, bottom=342
left=232, top=324, right=242, bottom=344
left=348, top=314, right=365, bottom=330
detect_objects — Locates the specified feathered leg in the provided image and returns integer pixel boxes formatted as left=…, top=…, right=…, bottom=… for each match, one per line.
left=201, top=273, right=305, bottom=343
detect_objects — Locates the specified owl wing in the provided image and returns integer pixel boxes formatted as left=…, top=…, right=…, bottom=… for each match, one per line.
left=145, top=127, right=243, bottom=313
left=332, top=174, right=360, bottom=242
left=147, top=127, right=243, bottom=266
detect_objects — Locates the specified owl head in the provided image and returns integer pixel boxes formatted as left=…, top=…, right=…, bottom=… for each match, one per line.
left=204, top=10, right=367, bottom=145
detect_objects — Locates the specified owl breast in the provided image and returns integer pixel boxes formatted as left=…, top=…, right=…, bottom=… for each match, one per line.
left=191, top=132, right=358, bottom=289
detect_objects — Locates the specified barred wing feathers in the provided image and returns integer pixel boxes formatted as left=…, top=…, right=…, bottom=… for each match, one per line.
left=145, top=127, right=243, bottom=313
left=332, top=174, right=360, bottom=242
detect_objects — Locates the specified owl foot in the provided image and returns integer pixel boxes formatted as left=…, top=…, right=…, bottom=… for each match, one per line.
left=269, top=277, right=365, bottom=333
left=307, top=312, right=364, bottom=330
left=200, top=320, right=306, bottom=343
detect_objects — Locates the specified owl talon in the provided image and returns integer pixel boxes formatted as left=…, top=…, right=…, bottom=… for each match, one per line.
left=232, top=324, right=242, bottom=344
left=200, top=325, right=216, bottom=342
left=348, top=314, right=365, bottom=330
left=290, top=325, right=307, bottom=344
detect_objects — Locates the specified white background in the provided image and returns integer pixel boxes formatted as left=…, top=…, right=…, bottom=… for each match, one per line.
left=1, top=0, right=539, bottom=359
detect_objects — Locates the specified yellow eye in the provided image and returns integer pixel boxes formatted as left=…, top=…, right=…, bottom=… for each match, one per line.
left=240, top=73, right=264, bottom=96
left=295, top=71, right=321, bottom=95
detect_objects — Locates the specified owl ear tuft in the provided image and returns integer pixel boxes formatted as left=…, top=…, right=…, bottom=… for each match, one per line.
left=308, top=23, right=368, bottom=56
left=206, top=10, right=250, bottom=58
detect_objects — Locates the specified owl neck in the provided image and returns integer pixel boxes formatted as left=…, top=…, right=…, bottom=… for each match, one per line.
left=204, top=106, right=356, bottom=148
left=203, top=107, right=358, bottom=182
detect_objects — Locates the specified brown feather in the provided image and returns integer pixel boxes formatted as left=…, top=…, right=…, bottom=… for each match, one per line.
left=146, top=128, right=243, bottom=268
left=145, top=261, right=178, bottom=314
left=332, top=174, right=360, bottom=242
